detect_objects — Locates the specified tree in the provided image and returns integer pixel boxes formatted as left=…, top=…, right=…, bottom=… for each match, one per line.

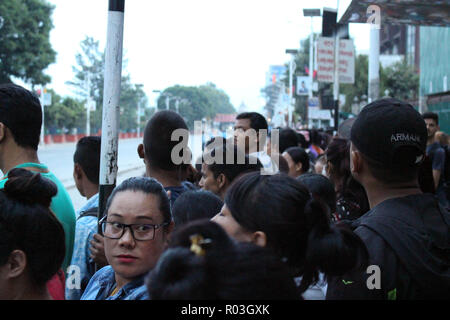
left=68, top=36, right=149, bottom=133
left=0, top=0, right=56, bottom=86
left=380, top=58, right=419, bottom=101
left=157, top=83, right=236, bottom=129
left=340, top=54, right=369, bottom=112
left=44, top=89, right=85, bottom=134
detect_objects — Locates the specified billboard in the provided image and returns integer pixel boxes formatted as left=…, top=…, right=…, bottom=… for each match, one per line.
left=296, top=76, right=311, bottom=96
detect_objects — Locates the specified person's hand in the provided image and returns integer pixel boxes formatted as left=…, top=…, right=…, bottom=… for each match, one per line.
left=89, top=233, right=108, bottom=268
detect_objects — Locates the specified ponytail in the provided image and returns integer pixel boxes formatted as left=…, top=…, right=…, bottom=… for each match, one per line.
left=298, top=198, right=369, bottom=293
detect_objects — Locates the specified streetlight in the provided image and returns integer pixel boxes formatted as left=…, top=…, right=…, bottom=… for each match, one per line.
left=136, top=84, right=144, bottom=137
left=303, top=8, right=321, bottom=100
left=285, top=49, right=298, bottom=128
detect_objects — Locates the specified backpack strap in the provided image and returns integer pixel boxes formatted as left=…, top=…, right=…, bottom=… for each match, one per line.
left=77, top=207, right=99, bottom=220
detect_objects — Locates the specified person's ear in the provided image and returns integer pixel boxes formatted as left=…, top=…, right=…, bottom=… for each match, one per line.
left=6, top=250, right=27, bottom=279
left=0, top=122, right=7, bottom=144
left=295, top=162, right=303, bottom=173
left=137, top=144, right=145, bottom=160
left=217, top=173, right=227, bottom=189
left=250, top=231, right=267, bottom=247
left=73, top=163, right=84, bottom=180
left=351, top=149, right=362, bottom=175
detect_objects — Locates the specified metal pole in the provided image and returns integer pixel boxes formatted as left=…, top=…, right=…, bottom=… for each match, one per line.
left=288, top=57, right=293, bottom=127
left=137, top=99, right=141, bottom=137
left=176, top=98, right=179, bottom=113
left=333, top=29, right=340, bottom=132
left=166, top=96, right=170, bottom=110
left=40, top=86, right=45, bottom=146
left=368, top=27, right=380, bottom=103
left=86, top=74, right=91, bottom=136
left=98, top=0, right=125, bottom=231
left=309, top=17, right=314, bottom=99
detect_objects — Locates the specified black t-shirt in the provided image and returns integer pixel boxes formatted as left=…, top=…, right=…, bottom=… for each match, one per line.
left=326, top=193, right=450, bottom=300
left=427, top=142, right=446, bottom=188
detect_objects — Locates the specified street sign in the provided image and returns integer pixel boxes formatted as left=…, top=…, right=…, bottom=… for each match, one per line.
left=87, top=99, right=96, bottom=111
left=338, top=39, right=355, bottom=84
left=317, top=37, right=335, bottom=83
left=43, top=93, right=52, bottom=106
left=316, top=37, right=355, bottom=84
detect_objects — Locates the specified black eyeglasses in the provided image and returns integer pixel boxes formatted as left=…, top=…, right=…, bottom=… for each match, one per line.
left=99, top=216, right=169, bottom=241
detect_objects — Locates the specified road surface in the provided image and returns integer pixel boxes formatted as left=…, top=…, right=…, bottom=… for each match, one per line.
left=31, top=134, right=207, bottom=211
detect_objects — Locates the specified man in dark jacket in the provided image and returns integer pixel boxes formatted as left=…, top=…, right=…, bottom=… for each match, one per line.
left=326, top=98, right=450, bottom=300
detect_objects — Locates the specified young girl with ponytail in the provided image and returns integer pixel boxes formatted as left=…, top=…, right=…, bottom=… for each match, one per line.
left=212, top=171, right=369, bottom=299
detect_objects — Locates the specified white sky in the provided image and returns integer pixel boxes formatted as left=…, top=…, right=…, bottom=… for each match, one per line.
left=44, top=0, right=370, bottom=113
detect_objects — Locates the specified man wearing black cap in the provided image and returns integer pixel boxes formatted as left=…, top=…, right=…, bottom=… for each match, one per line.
left=326, top=98, right=450, bottom=300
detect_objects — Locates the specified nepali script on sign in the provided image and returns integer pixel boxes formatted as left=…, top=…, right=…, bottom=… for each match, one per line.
left=317, top=37, right=355, bottom=84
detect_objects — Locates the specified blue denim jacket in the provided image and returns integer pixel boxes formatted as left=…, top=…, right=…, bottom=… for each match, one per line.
left=80, top=266, right=149, bottom=300
left=66, top=193, right=99, bottom=300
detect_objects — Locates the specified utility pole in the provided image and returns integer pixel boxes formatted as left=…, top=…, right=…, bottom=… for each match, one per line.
left=98, top=0, right=125, bottom=231
left=86, top=73, right=91, bottom=136
left=368, top=22, right=380, bottom=103
left=286, top=49, right=298, bottom=128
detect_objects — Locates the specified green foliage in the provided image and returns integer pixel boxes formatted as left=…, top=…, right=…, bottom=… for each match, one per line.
left=44, top=89, right=85, bottom=133
left=380, top=58, right=419, bottom=101
left=0, top=0, right=56, bottom=85
left=340, top=54, right=369, bottom=112
left=67, top=36, right=149, bottom=133
left=340, top=56, right=419, bottom=112
left=157, top=83, right=235, bottom=129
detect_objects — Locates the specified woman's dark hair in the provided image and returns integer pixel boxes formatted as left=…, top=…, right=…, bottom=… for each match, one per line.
left=296, top=132, right=309, bottom=149
left=297, top=173, right=336, bottom=213
left=172, top=190, right=223, bottom=228
left=224, top=171, right=369, bottom=293
left=104, top=176, right=172, bottom=226
left=285, top=147, right=310, bottom=173
left=206, top=145, right=262, bottom=183
left=279, top=128, right=299, bottom=154
left=146, top=219, right=300, bottom=300
left=325, top=137, right=369, bottom=219
left=0, top=168, right=65, bottom=287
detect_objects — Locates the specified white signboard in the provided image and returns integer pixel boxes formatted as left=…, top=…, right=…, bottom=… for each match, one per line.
left=317, top=37, right=335, bottom=83
left=338, top=39, right=355, bottom=84
left=316, top=37, right=355, bottom=84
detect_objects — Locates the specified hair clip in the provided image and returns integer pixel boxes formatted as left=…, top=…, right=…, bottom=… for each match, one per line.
left=189, top=234, right=212, bottom=256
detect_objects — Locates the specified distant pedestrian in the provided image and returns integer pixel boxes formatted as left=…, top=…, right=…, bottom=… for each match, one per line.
left=138, top=110, right=191, bottom=205
left=423, top=112, right=449, bottom=208
left=172, top=190, right=223, bottom=229
left=199, top=144, right=262, bottom=200
left=282, top=147, right=310, bottom=178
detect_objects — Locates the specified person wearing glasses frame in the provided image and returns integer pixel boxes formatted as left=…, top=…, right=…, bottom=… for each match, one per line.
left=81, top=177, right=173, bottom=300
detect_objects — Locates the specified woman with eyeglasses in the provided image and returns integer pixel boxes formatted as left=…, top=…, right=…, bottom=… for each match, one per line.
left=81, top=177, right=173, bottom=300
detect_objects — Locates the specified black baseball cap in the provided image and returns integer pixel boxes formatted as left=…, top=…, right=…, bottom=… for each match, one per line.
left=350, top=98, right=427, bottom=167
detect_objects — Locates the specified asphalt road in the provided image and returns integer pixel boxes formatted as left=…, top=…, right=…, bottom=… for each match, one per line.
left=33, top=134, right=206, bottom=211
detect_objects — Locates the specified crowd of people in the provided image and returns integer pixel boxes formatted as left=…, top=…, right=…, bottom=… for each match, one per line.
left=0, top=83, right=449, bottom=300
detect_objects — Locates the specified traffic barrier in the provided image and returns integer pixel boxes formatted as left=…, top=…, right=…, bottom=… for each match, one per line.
left=43, top=132, right=143, bottom=144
